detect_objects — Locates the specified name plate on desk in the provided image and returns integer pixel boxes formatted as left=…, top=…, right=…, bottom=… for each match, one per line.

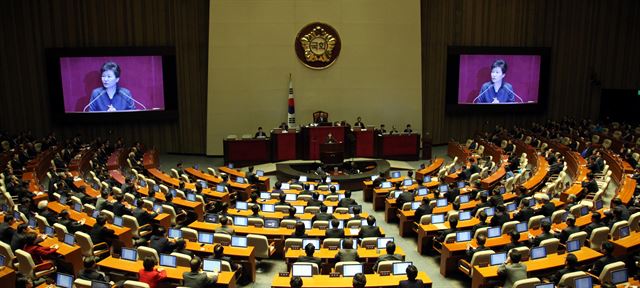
left=279, top=272, right=290, bottom=277
left=379, top=271, right=391, bottom=276
left=328, top=246, right=338, bottom=250
left=291, top=245, right=301, bottom=250
left=365, top=245, right=376, bottom=249
left=330, top=272, right=341, bottom=277
left=254, top=223, right=263, bottom=228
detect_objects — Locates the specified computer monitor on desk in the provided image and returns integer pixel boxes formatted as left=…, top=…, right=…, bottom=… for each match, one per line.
left=573, top=276, right=593, bottom=288
left=611, top=268, right=628, bottom=285
left=530, top=246, right=547, bottom=260
left=392, top=262, right=412, bottom=275
left=490, top=252, right=507, bottom=266
left=292, top=263, right=313, bottom=277
left=456, top=231, right=472, bottom=242
left=342, top=264, right=363, bottom=277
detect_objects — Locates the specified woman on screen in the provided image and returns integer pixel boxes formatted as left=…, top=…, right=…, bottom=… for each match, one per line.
left=474, top=59, right=518, bottom=104
left=87, top=61, right=135, bottom=112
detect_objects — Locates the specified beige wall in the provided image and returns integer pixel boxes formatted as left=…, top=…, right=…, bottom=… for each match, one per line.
left=207, top=0, right=422, bottom=155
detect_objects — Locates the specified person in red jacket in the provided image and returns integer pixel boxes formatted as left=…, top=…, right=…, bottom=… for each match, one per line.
left=138, top=256, right=167, bottom=288
left=23, top=233, right=57, bottom=271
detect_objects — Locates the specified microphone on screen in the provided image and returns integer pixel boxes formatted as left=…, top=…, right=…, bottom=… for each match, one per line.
left=472, top=86, right=492, bottom=104
left=121, top=91, right=147, bottom=110
left=83, top=90, right=106, bottom=112
left=504, top=86, right=525, bottom=103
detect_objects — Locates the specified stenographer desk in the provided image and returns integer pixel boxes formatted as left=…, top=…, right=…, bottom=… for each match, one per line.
left=271, top=272, right=432, bottom=288
left=285, top=247, right=406, bottom=274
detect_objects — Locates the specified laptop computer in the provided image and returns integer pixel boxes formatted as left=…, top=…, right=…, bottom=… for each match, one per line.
left=618, top=226, right=631, bottom=238
left=121, top=247, right=137, bottom=261
left=611, top=268, right=628, bottom=285
left=411, top=202, right=421, bottom=210
left=299, top=176, right=308, bottom=182
left=391, top=171, right=401, bottom=178
left=73, top=203, right=83, bottom=213
left=393, top=191, right=402, bottom=199
left=168, top=228, right=182, bottom=239
left=533, top=283, right=555, bottom=288
left=233, top=216, right=248, bottom=226
left=436, top=198, right=448, bottom=207
left=530, top=246, right=547, bottom=260
left=231, top=236, right=248, bottom=248
left=260, top=192, right=271, bottom=199
left=159, top=254, right=177, bottom=268
left=403, top=179, right=413, bottom=186
left=235, top=201, right=248, bottom=210
left=294, top=206, right=304, bottom=214
left=459, top=211, right=472, bottom=221
left=566, top=239, right=581, bottom=252
left=63, top=233, right=75, bottom=246
left=285, top=194, right=297, bottom=201
left=506, top=202, right=517, bottom=212
left=342, top=264, right=363, bottom=277
left=573, top=276, right=593, bottom=288
left=516, top=222, right=528, bottom=233
left=205, top=213, right=219, bottom=223
left=235, top=177, right=244, bottom=184
left=56, top=273, right=74, bottom=288
left=203, top=259, right=222, bottom=272
left=391, top=262, right=412, bottom=275
left=0, top=255, right=5, bottom=267
left=216, top=185, right=225, bottom=192
left=459, top=194, right=470, bottom=204
left=300, top=220, right=312, bottom=229
left=490, top=252, right=507, bottom=266
left=484, top=207, right=495, bottom=217
left=256, top=170, right=264, bottom=177
left=487, top=227, right=501, bottom=238
left=381, top=182, right=392, bottom=189
left=377, top=237, right=394, bottom=249
left=457, top=181, right=466, bottom=188
left=439, top=185, right=449, bottom=193
left=44, top=226, right=55, bottom=237
left=198, top=232, right=214, bottom=244
left=281, top=183, right=290, bottom=190
left=186, top=193, right=197, bottom=201
left=113, top=216, right=123, bottom=227
left=456, top=231, right=472, bottom=242
left=262, top=204, right=275, bottom=213
left=28, top=218, right=37, bottom=228
left=291, top=263, right=313, bottom=277
left=431, top=214, right=446, bottom=225
left=264, top=218, right=280, bottom=228
left=302, top=239, right=321, bottom=250
left=423, top=176, right=431, bottom=183
left=417, top=188, right=428, bottom=196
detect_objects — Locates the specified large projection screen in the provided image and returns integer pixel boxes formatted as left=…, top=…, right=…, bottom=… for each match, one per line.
left=206, top=0, right=422, bottom=155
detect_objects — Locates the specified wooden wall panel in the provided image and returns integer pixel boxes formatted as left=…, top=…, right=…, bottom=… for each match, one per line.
left=0, top=0, right=209, bottom=154
left=421, top=0, right=640, bottom=144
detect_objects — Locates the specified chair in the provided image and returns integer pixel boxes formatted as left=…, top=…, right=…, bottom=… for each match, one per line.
left=501, top=221, right=519, bottom=235
left=275, top=205, right=290, bottom=213
left=551, top=209, right=567, bottom=224
left=569, top=204, right=584, bottom=218
left=142, top=200, right=154, bottom=211
left=290, top=184, right=303, bottom=190
left=322, top=238, right=341, bottom=249
left=123, top=215, right=152, bottom=239
left=588, top=226, right=610, bottom=249
left=162, top=204, right=181, bottom=226
left=292, top=262, right=319, bottom=275
left=297, top=195, right=312, bottom=202
left=313, top=220, right=329, bottom=229
left=469, top=173, right=481, bottom=184
left=280, top=219, right=297, bottom=228
left=473, top=227, right=489, bottom=239
left=123, top=280, right=151, bottom=288
left=567, top=231, right=588, bottom=246
left=137, top=246, right=159, bottom=262
left=628, top=212, right=640, bottom=232
left=528, top=215, right=545, bottom=230
left=598, top=261, right=626, bottom=284
left=558, top=271, right=589, bottom=288
left=74, top=279, right=92, bottom=288
left=610, top=221, right=629, bottom=239
left=83, top=204, right=96, bottom=216
left=360, top=237, right=379, bottom=248
left=304, top=206, right=320, bottom=214
left=15, top=249, right=57, bottom=279
left=419, top=214, right=432, bottom=225
left=75, top=231, right=110, bottom=258
left=248, top=234, right=276, bottom=272
left=214, top=233, right=232, bottom=245
left=34, top=215, right=49, bottom=231
left=53, top=223, right=69, bottom=241
left=335, top=261, right=361, bottom=274
left=180, top=174, right=190, bottom=183
left=458, top=250, right=495, bottom=277
left=512, top=277, right=541, bottom=288
left=171, top=169, right=180, bottom=179
left=334, top=207, right=349, bottom=214
left=180, top=228, right=198, bottom=242
left=124, top=193, right=136, bottom=205
left=208, top=167, right=217, bottom=176
left=325, top=195, right=338, bottom=202
left=0, top=241, right=17, bottom=269
left=539, top=238, right=560, bottom=254
left=312, top=111, right=329, bottom=123
left=171, top=252, right=192, bottom=267
left=284, top=238, right=303, bottom=250
left=248, top=217, right=264, bottom=227
left=376, top=260, right=403, bottom=273
left=346, top=220, right=362, bottom=229
left=508, top=246, right=530, bottom=261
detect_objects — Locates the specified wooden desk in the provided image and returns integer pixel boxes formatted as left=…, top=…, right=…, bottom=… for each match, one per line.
left=416, top=218, right=481, bottom=254
left=617, top=176, right=637, bottom=205
left=184, top=241, right=256, bottom=282
left=372, top=182, right=415, bottom=211
left=285, top=247, right=406, bottom=274
left=40, top=236, right=84, bottom=275
left=521, top=155, right=548, bottom=191
left=612, top=231, right=640, bottom=258
left=480, top=163, right=506, bottom=190
left=218, top=166, right=271, bottom=192
left=270, top=272, right=432, bottom=288
left=362, top=177, right=405, bottom=203
left=447, top=142, right=471, bottom=164
left=471, top=248, right=602, bottom=288
left=97, top=256, right=236, bottom=288
left=47, top=201, right=133, bottom=247
left=0, top=267, right=16, bottom=288
left=415, top=158, right=444, bottom=180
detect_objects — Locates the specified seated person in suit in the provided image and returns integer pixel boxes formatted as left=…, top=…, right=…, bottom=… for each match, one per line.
left=373, top=241, right=404, bottom=271
left=502, top=230, right=524, bottom=253
left=436, top=218, right=458, bottom=243
left=537, top=197, right=555, bottom=217
left=311, top=205, right=334, bottom=222
left=149, top=227, right=177, bottom=255
left=210, top=244, right=241, bottom=272
left=0, top=214, right=15, bottom=245
left=532, top=220, right=554, bottom=247
left=472, top=211, right=489, bottom=235
left=583, top=212, right=606, bottom=238
left=490, top=204, right=510, bottom=228
left=555, top=215, right=579, bottom=243
left=413, top=198, right=433, bottom=224
left=254, top=127, right=267, bottom=139
left=354, top=117, right=365, bottom=129
left=183, top=256, right=218, bottom=288
left=589, top=241, right=618, bottom=276
left=290, top=276, right=303, bottom=288
left=399, top=265, right=424, bottom=288
left=276, top=193, right=291, bottom=207
left=249, top=204, right=262, bottom=219
left=57, top=210, right=83, bottom=234
left=307, top=192, right=323, bottom=207
left=403, top=124, right=413, bottom=133
left=353, top=273, right=366, bottom=288
left=548, top=253, right=579, bottom=285
left=348, top=206, right=364, bottom=222
left=214, top=216, right=235, bottom=235
left=372, top=172, right=386, bottom=188
left=497, top=250, right=527, bottom=288
left=335, top=238, right=358, bottom=262
left=133, top=197, right=158, bottom=226
left=465, top=234, right=490, bottom=261
left=338, top=191, right=358, bottom=208
left=514, top=198, right=534, bottom=222
left=112, top=194, right=132, bottom=217
left=283, top=206, right=299, bottom=220
left=292, top=222, right=307, bottom=238
left=325, top=219, right=345, bottom=238
left=90, top=215, right=118, bottom=248
left=272, top=181, right=284, bottom=194
left=396, top=189, right=415, bottom=210
left=296, top=242, right=322, bottom=268
left=582, top=173, right=599, bottom=194
left=279, top=122, right=289, bottom=130
left=358, top=216, right=382, bottom=238
left=325, top=133, right=336, bottom=144
left=174, top=239, right=195, bottom=258
left=78, top=256, right=110, bottom=282
left=377, top=124, right=387, bottom=135
left=299, top=184, right=313, bottom=196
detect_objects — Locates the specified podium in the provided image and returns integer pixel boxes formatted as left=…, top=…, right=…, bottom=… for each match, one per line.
left=320, top=142, right=344, bottom=164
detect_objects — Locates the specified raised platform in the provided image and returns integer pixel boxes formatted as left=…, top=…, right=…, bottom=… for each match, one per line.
left=275, top=159, right=391, bottom=191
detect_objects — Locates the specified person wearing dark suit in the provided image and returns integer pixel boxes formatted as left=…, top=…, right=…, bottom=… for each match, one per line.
left=471, top=192, right=490, bottom=216
left=10, top=224, right=29, bottom=251
left=0, top=215, right=15, bottom=245
left=555, top=215, right=579, bottom=244
left=90, top=215, right=117, bottom=247
left=358, top=216, right=382, bottom=238
left=532, top=221, right=554, bottom=247
left=373, top=242, right=404, bottom=271
left=132, top=198, right=158, bottom=227
left=214, top=216, right=235, bottom=235
left=296, top=243, right=322, bottom=268
left=611, top=198, right=630, bottom=220
left=338, top=191, right=358, bottom=208
left=413, top=198, right=433, bottom=224
left=307, top=192, right=323, bottom=207
left=549, top=253, right=579, bottom=285
left=112, top=194, right=132, bottom=217
left=182, top=256, right=218, bottom=288
left=325, top=219, right=345, bottom=238
left=514, top=199, right=534, bottom=222
left=502, top=231, right=524, bottom=253
left=490, top=205, right=510, bottom=228
left=398, top=265, right=424, bottom=288
left=590, top=241, right=618, bottom=276
left=472, top=211, right=489, bottom=236
left=78, top=256, right=109, bottom=282
left=57, top=210, right=82, bottom=234
left=504, top=141, right=516, bottom=154
left=211, top=244, right=241, bottom=272
left=466, top=234, right=490, bottom=261
left=283, top=207, right=299, bottom=221
left=497, top=250, right=527, bottom=288
left=354, top=117, right=365, bottom=129
left=311, top=205, right=334, bottom=222
left=396, top=189, right=415, bottom=210
left=372, top=172, right=386, bottom=188
left=291, top=222, right=307, bottom=238
left=149, top=227, right=176, bottom=255
left=583, top=212, right=606, bottom=238
left=436, top=218, right=458, bottom=243
left=254, top=127, right=267, bottom=139
left=335, top=238, right=358, bottom=262
left=174, top=239, right=195, bottom=258
left=537, top=198, right=555, bottom=217
left=299, top=184, right=313, bottom=196
left=588, top=152, right=605, bottom=173
left=582, top=173, right=599, bottom=194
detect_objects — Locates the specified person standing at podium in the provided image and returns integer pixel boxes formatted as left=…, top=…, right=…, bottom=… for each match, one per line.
left=404, top=124, right=413, bottom=133
left=354, top=117, right=365, bottom=129
left=325, top=133, right=336, bottom=144
left=377, top=124, right=387, bottom=135
left=279, top=122, right=289, bottom=130
left=254, top=127, right=267, bottom=138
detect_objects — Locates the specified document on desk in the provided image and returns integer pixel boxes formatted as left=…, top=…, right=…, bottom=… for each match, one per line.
left=349, top=228, right=360, bottom=235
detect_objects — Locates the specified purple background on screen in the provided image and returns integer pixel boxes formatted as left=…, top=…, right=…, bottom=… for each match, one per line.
left=60, top=56, right=165, bottom=112
left=458, top=54, right=541, bottom=104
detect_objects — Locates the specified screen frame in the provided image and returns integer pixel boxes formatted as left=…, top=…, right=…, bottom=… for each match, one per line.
left=46, top=47, right=179, bottom=123
left=445, top=46, right=551, bottom=114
